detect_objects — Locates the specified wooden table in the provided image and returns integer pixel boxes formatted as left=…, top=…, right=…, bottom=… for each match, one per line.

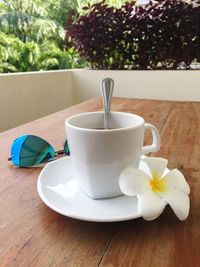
left=0, top=97, right=199, bottom=267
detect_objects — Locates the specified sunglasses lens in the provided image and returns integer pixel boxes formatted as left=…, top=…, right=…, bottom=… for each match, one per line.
left=10, top=135, right=55, bottom=167
left=64, top=140, right=70, bottom=156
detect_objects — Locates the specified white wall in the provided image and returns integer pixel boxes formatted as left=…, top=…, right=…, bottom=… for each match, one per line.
left=1, top=69, right=200, bottom=132
left=0, top=70, right=73, bottom=132
left=72, top=70, right=200, bottom=103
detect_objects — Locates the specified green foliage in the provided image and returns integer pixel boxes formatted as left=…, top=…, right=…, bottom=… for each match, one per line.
left=0, top=32, right=87, bottom=73
left=0, top=0, right=128, bottom=73
left=45, top=0, right=80, bottom=26
left=0, top=0, right=89, bottom=73
left=0, top=0, right=64, bottom=43
left=78, top=0, right=133, bottom=12
left=38, top=43, right=88, bottom=70
left=0, top=32, right=21, bottom=72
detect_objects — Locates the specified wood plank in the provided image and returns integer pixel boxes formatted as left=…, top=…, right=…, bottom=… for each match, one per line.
left=0, top=98, right=114, bottom=267
left=100, top=101, right=200, bottom=267
left=0, top=98, right=199, bottom=267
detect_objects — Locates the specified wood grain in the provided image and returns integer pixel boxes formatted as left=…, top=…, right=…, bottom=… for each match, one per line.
left=0, top=97, right=199, bottom=267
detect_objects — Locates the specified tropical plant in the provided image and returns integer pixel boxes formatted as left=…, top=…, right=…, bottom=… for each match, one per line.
left=0, top=0, right=64, bottom=43
left=38, top=42, right=88, bottom=70
left=45, top=0, right=80, bottom=26
left=0, top=32, right=87, bottom=73
left=67, top=0, right=200, bottom=70
left=0, top=32, right=23, bottom=72
left=0, top=0, right=89, bottom=73
left=79, top=0, right=133, bottom=10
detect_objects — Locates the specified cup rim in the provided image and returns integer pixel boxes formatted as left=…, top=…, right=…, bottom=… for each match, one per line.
left=65, top=111, right=145, bottom=132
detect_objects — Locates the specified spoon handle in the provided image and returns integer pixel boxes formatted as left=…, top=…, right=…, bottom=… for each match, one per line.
left=101, top=78, right=114, bottom=129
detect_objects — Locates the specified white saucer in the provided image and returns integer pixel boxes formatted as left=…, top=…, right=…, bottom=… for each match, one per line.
left=37, top=157, right=150, bottom=222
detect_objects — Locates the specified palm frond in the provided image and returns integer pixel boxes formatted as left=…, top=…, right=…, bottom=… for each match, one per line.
left=31, top=19, right=65, bottom=42
left=0, top=12, right=64, bottom=43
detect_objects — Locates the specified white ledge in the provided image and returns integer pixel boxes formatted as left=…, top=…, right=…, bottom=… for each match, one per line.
left=0, top=69, right=200, bottom=131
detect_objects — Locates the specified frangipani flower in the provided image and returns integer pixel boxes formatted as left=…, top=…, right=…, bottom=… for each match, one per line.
left=119, top=157, right=190, bottom=221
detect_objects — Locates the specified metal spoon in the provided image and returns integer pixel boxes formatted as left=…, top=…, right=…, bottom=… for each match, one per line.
left=101, top=78, right=114, bottom=129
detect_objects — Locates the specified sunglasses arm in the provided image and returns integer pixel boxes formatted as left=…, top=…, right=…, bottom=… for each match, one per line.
left=54, top=149, right=66, bottom=157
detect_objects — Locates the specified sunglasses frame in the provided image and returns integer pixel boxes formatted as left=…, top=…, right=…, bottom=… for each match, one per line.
left=8, top=135, right=70, bottom=167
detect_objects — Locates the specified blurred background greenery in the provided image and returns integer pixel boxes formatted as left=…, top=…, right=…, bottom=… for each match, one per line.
left=0, top=0, right=128, bottom=73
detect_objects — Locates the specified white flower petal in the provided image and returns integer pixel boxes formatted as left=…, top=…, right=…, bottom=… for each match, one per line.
left=138, top=192, right=167, bottom=221
left=142, top=157, right=168, bottom=178
left=159, top=188, right=190, bottom=221
left=119, top=168, right=150, bottom=196
left=163, top=169, right=190, bottom=195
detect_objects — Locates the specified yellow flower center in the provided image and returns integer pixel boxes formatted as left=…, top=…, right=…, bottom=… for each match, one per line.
left=149, top=176, right=166, bottom=192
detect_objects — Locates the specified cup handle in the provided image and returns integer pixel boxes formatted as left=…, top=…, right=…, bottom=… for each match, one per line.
left=142, top=123, right=160, bottom=155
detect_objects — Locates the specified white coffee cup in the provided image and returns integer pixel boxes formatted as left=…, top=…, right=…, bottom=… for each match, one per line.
left=65, top=111, right=160, bottom=199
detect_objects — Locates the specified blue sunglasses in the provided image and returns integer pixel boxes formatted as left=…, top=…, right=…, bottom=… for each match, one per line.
left=8, top=135, right=70, bottom=167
